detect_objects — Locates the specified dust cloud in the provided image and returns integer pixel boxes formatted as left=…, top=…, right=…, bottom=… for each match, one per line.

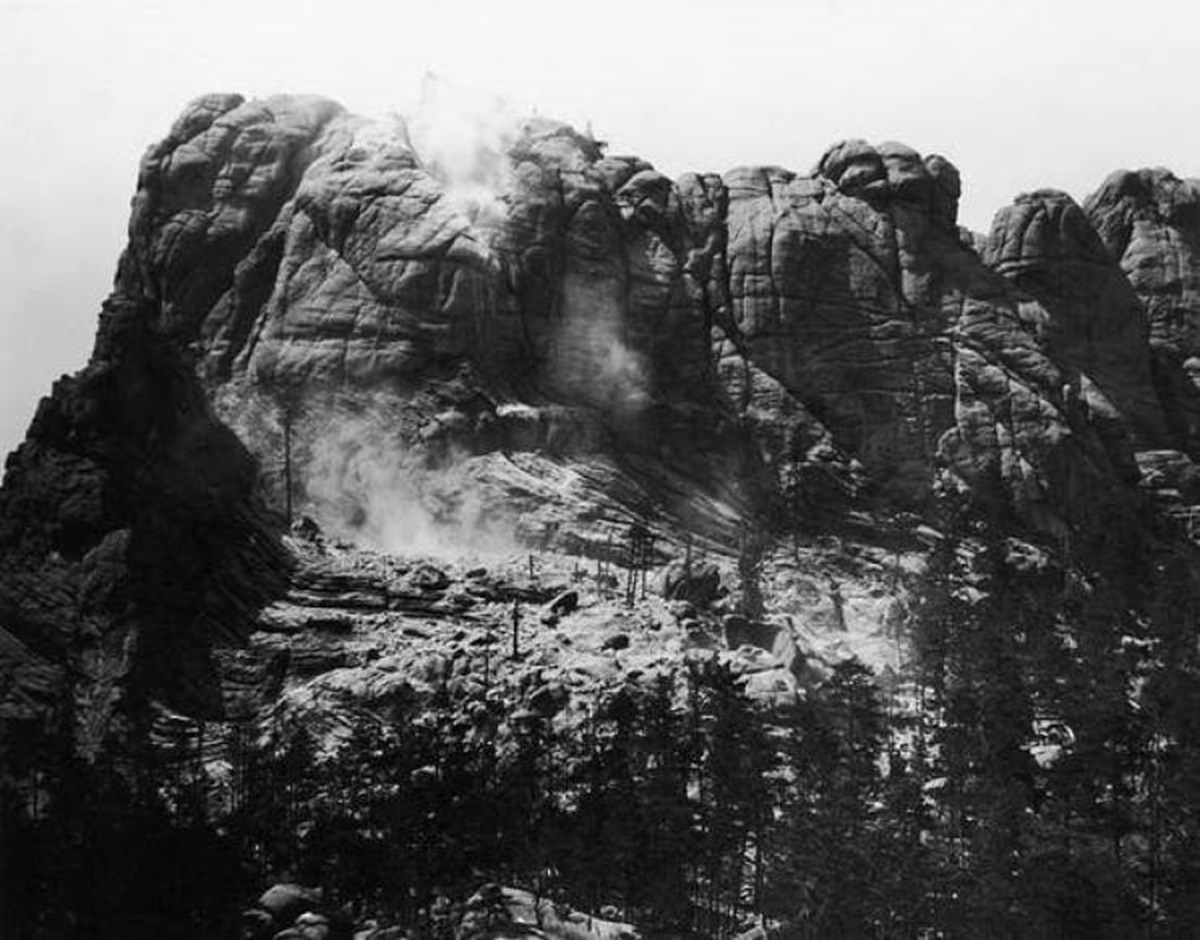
left=552, top=274, right=650, bottom=419
left=220, top=388, right=520, bottom=562
left=299, top=406, right=520, bottom=560
left=399, top=72, right=517, bottom=226
left=217, top=80, right=657, bottom=558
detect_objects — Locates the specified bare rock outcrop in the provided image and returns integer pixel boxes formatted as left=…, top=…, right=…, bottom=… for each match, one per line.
left=986, top=189, right=1167, bottom=453
left=113, top=102, right=1171, bottom=536
left=1084, top=168, right=1200, bottom=453
left=0, top=294, right=289, bottom=748
left=3, top=93, right=1200, bottom=753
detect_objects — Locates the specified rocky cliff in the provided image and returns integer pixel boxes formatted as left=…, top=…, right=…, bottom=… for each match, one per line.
left=3, top=92, right=1200, bottom=755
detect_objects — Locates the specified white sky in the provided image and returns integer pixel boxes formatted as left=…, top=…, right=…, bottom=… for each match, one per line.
left=2, top=0, right=1198, bottom=459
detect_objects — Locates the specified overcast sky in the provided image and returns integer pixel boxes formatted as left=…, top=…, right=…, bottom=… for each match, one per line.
left=2, top=0, right=1198, bottom=459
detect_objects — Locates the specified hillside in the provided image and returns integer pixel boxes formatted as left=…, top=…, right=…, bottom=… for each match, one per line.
left=2, top=94, right=1200, bottom=937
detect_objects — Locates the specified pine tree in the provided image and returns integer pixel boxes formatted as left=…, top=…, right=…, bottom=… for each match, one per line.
left=639, top=672, right=694, bottom=931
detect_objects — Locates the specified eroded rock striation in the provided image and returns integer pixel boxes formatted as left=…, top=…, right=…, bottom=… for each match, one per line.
left=3, top=92, right=1200, bottom=751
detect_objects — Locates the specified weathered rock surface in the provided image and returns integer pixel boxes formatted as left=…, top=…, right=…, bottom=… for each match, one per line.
left=3, top=92, right=1200, bottom=755
left=0, top=294, right=289, bottom=753
left=986, top=188, right=1167, bottom=452
left=117, top=99, right=1188, bottom=537
left=1084, top=168, right=1200, bottom=453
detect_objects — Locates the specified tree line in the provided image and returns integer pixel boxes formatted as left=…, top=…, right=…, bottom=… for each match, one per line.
left=3, top=517, right=1200, bottom=936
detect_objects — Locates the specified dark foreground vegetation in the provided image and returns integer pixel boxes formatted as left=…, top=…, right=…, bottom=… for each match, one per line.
left=3, top=520, right=1200, bottom=939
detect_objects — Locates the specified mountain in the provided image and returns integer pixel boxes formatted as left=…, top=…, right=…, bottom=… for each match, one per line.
left=3, top=93, right=1200, bottom=936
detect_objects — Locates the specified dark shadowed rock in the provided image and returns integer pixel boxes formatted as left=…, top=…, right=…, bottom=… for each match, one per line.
left=986, top=189, right=1167, bottom=454
left=0, top=295, right=291, bottom=745
left=547, top=589, right=579, bottom=616
left=257, top=883, right=323, bottom=927
left=662, top=559, right=721, bottom=607
left=1084, top=168, right=1200, bottom=455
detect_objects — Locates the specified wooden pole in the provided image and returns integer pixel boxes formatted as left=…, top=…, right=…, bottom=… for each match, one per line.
left=642, top=535, right=653, bottom=599
left=511, top=602, right=521, bottom=659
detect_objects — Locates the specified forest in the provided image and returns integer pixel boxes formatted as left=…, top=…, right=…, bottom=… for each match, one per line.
left=3, top=510, right=1200, bottom=939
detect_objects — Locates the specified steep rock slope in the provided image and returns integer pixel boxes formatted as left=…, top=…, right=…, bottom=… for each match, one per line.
left=0, top=292, right=289, bottom=753
left=121, top=95, right=1180, bottom=535
left=1085, top=168, right=1200, bottom=455
left=2, top=93, right=1198, bottom=751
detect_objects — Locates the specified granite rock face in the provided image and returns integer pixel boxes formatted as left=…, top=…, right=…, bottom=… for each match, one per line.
left=121, top=99, right=1180, bottom=526
left=0, top=293, right=289, bottom=750
left=118, top=99, right=1183, bottom=527
left=1084, top=169, right=1200, bottom=452
left=3, top=94, right=1199, bottom=741
left=986, top=189, right=1166, bottom=450
left=131, top=96, right=712, bottom=437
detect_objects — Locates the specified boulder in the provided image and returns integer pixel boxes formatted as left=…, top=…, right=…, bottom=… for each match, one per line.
left=456, top=885, right=639, bottom=940
left=723, top=615, right=778, bottom=651
left=528, top=681, right=568, bottom=716
left=546, top=589, right=580, bottom=616
left=661, top=560, right=721, bottom=607
left=726, top=645, right=784, bottom=675
left=742, top=667, right=800, bottom=706
left=295, top=912, right=331, bottom=939
left=411, top=565, right=451, bottom=592
left=258, top=883, right=323, bottom=927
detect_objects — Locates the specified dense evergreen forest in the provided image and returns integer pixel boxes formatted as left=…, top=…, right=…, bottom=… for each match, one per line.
left=3, top=512, right=1200, bottom=939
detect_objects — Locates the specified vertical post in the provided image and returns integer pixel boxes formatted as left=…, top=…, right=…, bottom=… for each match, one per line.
left=628, top=530, right=636, bottom=606
left=511, top=602, right=521, bottom=659
left=625, top=527, right=636, bottom=606
left=642, top=535, right=653, bottom=600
